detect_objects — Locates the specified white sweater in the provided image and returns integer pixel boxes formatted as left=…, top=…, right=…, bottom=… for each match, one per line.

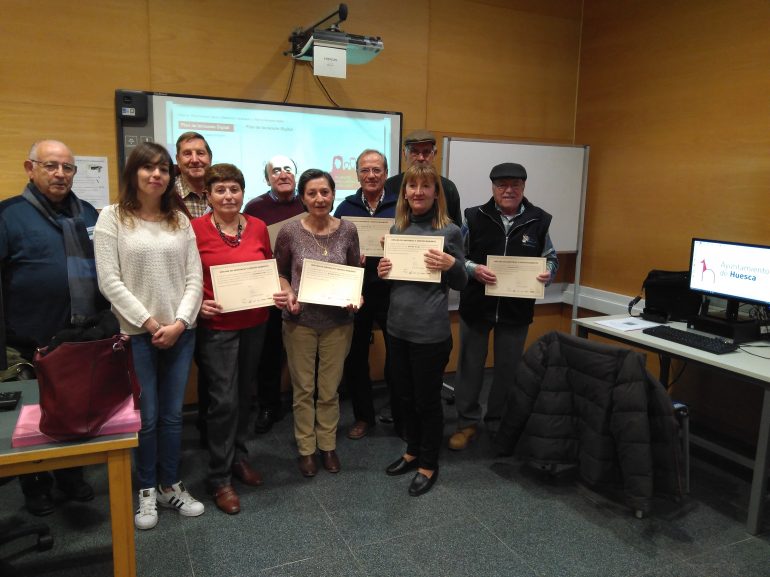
left=94, top=205, right=202, bottom=335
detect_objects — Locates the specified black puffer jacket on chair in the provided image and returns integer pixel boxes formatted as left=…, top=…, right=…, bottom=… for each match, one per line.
left=496, top=331, right=685, bottom=516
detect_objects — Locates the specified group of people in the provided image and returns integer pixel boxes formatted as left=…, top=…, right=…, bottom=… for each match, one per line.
left=0, top=129, right=557, bottom=531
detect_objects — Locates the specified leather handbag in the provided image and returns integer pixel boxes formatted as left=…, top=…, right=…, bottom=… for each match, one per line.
left=33, top=334, right=141, bottom=441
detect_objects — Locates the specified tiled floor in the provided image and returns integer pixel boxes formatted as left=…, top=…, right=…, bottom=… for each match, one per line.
left=2, top=379, right=770, bottom=577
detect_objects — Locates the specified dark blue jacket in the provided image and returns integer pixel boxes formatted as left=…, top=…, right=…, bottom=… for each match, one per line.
left=0, top=189, right=99, bottom=356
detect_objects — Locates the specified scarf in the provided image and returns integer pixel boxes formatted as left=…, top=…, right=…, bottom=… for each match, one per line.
left=22, top=183, right=98, bottom=326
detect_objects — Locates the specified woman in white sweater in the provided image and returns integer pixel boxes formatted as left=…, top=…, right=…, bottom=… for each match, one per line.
left=94, top=142, right=203, bottom=530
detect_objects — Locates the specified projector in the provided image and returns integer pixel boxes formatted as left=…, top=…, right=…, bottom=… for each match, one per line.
left=287, top=3, right=383, bottom=65
left=290, top=29, right=383, bottom=65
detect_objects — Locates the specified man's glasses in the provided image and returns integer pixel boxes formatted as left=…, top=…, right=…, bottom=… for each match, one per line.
left=357, top=168, right=384, bottom=176
left=29, top=160, right=78, bottom=175
left=493, top=181, right=524, bottom=191
left=407, top=147, right=435, bottom=158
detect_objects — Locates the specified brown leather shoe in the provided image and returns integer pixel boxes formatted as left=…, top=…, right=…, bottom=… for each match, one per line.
left=213, top=484, right=240, bottom=515
left=320, top=450, right=341, bottom=473
left=448, top=425, right=478, bottom=451
left=347, top=420, right=371, bottom=440
left=231, top=459, right=263, bottom=486
left=298, top=454, right=318, bottom=477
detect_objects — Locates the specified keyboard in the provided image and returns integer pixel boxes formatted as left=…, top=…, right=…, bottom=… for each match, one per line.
left=642, top=325, right=739, bottom=354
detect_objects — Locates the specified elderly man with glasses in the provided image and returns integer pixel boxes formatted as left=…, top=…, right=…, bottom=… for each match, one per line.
left=243, top=155, right=305, bottom=434
left=333, top=149, right=401, bottom=440
left=0, top=140, right=101, bottom=515
left=383, top=129, right=462, bottom=227
left=449, top=162, right=558, bottom=451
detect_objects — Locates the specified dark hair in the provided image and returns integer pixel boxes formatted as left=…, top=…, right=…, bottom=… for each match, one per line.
left=205, top=163, right=245, bottom=191
left=297, top=169, right=335, bottom=196
left=175, top=132, right=212, bottom=157
left=118, top=142, right=181, bottom=229
left=395, top=164, right=449, bottom=231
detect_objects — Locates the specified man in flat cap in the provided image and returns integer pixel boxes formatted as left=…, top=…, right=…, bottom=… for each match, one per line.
left=384, top=129, right=462, bottom=226
left=449, top=162, right=558, bottom=450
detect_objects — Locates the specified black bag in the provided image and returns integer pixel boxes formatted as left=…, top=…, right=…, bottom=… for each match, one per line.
left=629, top=270, right=702, bottom=323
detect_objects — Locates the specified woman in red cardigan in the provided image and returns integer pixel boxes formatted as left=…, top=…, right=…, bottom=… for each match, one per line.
left=192, top=163, right=276, bottom=515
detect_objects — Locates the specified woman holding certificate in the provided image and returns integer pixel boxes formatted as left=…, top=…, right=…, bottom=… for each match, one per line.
left=192, top=163, right=273, bottom=515
left=94, top=142, right=203, bottom=530
left=274, top=168, right=361, bottom=478
left=377, top=164, right=467, bottom=496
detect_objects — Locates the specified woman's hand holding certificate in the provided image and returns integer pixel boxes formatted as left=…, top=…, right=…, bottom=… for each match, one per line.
left=297, top=259, right=364, bottom=308
left=381, top=234, right=445, bottom=283
left=210, top=259, right=281, bottom=313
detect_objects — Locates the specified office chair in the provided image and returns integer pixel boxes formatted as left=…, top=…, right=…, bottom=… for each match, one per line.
left=0, top=268, right=54, bottom=575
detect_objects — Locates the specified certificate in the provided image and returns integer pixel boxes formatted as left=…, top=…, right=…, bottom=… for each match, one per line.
left=210, top=260, right=280, bottom=312
left=297, top=259, right=364, bottom=307
left=267, top=212, right=305, bottom=251
left=341, top=216, right=394, bottom=257
left=484, top=256, right=546, bottom=299
left=383, top=234, right=444, bottom=283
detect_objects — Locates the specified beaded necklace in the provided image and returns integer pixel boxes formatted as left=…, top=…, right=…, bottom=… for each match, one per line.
left=213, top=216, right=243, bottom=247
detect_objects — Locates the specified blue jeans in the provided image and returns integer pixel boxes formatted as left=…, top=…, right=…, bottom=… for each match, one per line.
left=131, top=330, right=195, bottom=489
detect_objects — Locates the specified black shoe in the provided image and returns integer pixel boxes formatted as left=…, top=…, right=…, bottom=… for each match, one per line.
left=25, top=492, right=55, bottom=516
left=378, top=405, right=394, bottom=424
left=408, top=469, right=438, bottom=497
left=58, top=478, right=95, bottom=502
left=254, top=408, right=281, bottom=434
left=385, top=456, right=418, bottom=476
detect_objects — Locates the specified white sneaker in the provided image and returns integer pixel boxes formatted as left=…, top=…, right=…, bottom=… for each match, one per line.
left=156, top=481, right=204, bottom=517
left=135, top=487, right=158, bottom=530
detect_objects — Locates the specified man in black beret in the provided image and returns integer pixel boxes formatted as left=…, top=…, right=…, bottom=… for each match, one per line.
left=449, top=162, right=558, bottom=450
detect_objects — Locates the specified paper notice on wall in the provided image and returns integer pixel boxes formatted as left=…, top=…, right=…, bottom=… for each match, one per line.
left=73, top=156, right=110, bottom=209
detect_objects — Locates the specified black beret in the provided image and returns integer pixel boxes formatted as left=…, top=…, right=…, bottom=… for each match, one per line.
left=489, top=162, right=527, bottom=181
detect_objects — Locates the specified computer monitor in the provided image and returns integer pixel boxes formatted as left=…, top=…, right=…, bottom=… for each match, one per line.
left=688, top=238, right=770, bottom=341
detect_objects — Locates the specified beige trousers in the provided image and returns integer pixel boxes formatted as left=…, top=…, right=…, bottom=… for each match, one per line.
left=282, top=322, right=354, bottom=456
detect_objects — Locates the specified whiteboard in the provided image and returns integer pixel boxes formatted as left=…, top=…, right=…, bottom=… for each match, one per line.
left=443, top=138, right=588, bottom=252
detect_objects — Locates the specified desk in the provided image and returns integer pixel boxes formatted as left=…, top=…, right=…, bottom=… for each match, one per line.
left=0, top=380, right=138, bottom=577
left=574, top=315, right=770, bottom=535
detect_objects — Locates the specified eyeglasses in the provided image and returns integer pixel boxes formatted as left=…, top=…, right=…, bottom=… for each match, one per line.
left=493, top=181, right=524, bottom=191
left=357, top=168, right=384, bottom=176
left=29, top=159, right=78, bottom=175
left=270, top=166, right=294, bottom=176
left=407, top=146, right=435, bottom=158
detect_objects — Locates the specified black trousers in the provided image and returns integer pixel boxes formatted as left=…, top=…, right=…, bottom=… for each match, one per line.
left=388, top=334, right=452, bottom=471
left=20, top=468, right=84, bottom=496
left=197, top=324, right=266, bottom=490
left=342, top=282, right=400, bottom=427
left=256, top=307, right=285, bottom=413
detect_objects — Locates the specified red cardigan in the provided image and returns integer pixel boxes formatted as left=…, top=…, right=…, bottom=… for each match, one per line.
left=192, top=213, right=273, bottom=330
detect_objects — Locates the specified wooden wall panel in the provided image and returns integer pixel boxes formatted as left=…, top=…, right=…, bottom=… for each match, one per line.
left=576, top=0, right=770, bottom=296
left=148, top=0, right=431, bottom=125
left=0, top=103, right=117, bottom=196
left=427, top=0, right=582, bottom=140
left=0, top=0, right=150, bottom=197
left=0, top=0, right=581, bottom=201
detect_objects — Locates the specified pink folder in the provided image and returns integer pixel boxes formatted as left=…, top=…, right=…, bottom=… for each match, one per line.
left=11, top=396, right=141, bottom=448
